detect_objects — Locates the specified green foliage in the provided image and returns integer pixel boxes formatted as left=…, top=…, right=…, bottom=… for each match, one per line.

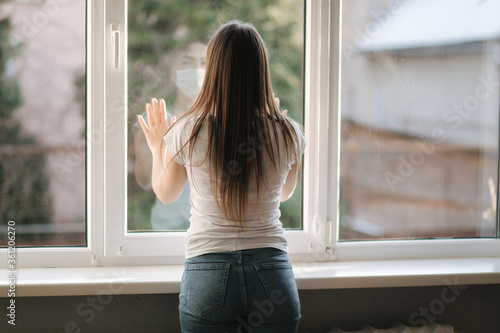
left=127, top=175, right=155, bottom=231
left=0, top=19, right=21, bottom=120
left=127, top=0, right=304, bottom=119
left=73, top=71, right=86, bottom=138
left=0, top=17, right=52, bottom=241
left=280, top=178, right=303, bottom=229
left=127, top=0, right=304, bottom=229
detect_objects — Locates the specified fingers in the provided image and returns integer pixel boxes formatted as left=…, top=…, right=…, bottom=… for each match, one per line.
left=159, top=99, right=166, bottom=124
left=274, top=96, right=287, bottom=117
left=146, top=102, right=154, bottom=128
left=170, top=116, right=176, bottom=127
left=137, top=114, right=148, bottom=132
left=152, top=98, right=160, bottom=124
left=146, top=98, right=167, bottom=128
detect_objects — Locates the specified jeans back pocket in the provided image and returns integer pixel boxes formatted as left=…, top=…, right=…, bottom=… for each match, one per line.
left=181, top=263, right=231, bottom=317
left=254, top=262, right=300, bottom=316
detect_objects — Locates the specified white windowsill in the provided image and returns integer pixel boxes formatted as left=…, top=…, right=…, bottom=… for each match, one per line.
left=1, top=258, right=500, bottom=297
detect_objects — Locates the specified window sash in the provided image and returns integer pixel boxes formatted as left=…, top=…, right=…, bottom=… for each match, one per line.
left=102, top=0, right=327, bottom=262
left=0, top=0, right=104, bottom=268
left=330, top=0, right=500, bottom=260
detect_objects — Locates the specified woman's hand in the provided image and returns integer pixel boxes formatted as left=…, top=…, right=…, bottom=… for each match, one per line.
left=137, top=98, right=176, bottom=154
left=137, top=98, right=187, bottom=204
left=274, top=96, right=288, bottom=117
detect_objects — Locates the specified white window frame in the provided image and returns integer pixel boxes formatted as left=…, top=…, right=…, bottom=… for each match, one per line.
left=0, top=0, right=105, bottom=268
left=1, top=0, right=499, bottom=269
left=329, top=0, right=500, bottom=261
left=102, top=0, right=331, bottom=265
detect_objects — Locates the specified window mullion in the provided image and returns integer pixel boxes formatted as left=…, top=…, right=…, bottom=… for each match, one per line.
left=328, top=0, right=342, bottom=255
left=303, top=0, right=335, bottom=260
left=104, top=0, right=127, bottom=257
left=88, top=0, right=106, bottom=262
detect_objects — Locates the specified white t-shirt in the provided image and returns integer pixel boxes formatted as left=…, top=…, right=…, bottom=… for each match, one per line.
left=164, top=116, right=306, bottom=259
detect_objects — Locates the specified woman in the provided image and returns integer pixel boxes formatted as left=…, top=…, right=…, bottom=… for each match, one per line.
left=138, top=20, right=305, bottom=333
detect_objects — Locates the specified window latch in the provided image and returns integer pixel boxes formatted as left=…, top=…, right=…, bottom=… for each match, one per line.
left=111, top=23, right=120, bottom=69
left=311, top=215, right=336, bottom=258
left=326, top=220, right=334, bottom=254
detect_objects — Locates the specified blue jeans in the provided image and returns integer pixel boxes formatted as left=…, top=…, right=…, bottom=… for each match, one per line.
left=179, top=247, right=301, bottom=333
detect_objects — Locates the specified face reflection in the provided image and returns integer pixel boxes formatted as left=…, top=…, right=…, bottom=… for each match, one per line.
left=175, top=42, right=207, bottom=71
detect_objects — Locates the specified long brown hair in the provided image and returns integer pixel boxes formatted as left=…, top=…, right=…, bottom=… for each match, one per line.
left=168, top=20, right=301, bottom=228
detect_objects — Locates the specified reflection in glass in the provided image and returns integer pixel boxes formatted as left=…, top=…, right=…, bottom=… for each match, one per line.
left=127, top=0, right=304, bottom=232
left=131, top=42, right=207, bottom=231
left=340, top=0, right=500, bottom=240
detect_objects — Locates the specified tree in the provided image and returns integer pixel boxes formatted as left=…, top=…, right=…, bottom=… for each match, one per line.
left=0, top=17, right=51, bottom=245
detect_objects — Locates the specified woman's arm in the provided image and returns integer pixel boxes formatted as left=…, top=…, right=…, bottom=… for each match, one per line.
left=132, top=125, right=153, bottom=190
left=138, top=98, right=187, bottom=204
left=151, top=142, right=187, bottom=205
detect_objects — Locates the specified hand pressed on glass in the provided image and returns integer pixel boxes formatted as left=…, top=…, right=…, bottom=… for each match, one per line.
left=268, top=95, right=288, bottom=117
left=274, top=96, right=288, bottom=117
left=137, top=98, right=176, bottom=155
left=137, top=97, right=187, bottom=205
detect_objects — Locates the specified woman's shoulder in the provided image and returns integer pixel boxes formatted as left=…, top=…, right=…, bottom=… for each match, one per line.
left=172, top=115, right=201, bottom=132
left=266, top=115, right=304, bottom=139
left=283, top=116, right=303, bottom=132
left=277, top=117, right=306, bottom=153
left=168, top=115, right=211, bottom=146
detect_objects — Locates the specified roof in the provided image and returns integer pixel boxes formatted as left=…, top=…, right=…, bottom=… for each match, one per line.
left=358, top=0, right=500, bottom=51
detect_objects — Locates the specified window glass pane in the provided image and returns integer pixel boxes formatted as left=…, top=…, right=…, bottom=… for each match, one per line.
left=127, top=0, right=304, bottom=232
left=0, top=0, right=86, bottom=247
left=340, top=0, right=499, bottom=240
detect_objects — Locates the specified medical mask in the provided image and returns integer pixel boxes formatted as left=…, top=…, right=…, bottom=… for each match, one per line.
left=176, top=69, right=205, bottom=99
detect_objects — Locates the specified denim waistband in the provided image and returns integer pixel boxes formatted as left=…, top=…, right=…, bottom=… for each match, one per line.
left=184, top=246, right=287, bottom=264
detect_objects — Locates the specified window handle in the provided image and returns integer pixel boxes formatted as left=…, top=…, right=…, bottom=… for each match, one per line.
left=111, top=23, right=120, bottom=69
left=325, top=220, right=333, bottom=254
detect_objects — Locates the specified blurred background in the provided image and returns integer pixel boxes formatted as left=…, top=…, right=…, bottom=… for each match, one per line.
left=0, top=0, right=85, bottom=246
left=339, top=0, right=500, bottom=240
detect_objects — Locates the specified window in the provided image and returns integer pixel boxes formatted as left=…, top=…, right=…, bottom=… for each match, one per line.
left=125, top=0, right=305, bottom=233
left=333, top=0, right=500, bottom=260
left=1, top=0, right=499, bottom=269
left=104, top=0, right=312, bottom=262
left=0, top=0, right=86, bottom=247
left=339, top=0, right=499, bottom=241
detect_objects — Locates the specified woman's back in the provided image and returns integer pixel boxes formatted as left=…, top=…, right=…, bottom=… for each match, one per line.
left=165, top=115, right=305, bottom=258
